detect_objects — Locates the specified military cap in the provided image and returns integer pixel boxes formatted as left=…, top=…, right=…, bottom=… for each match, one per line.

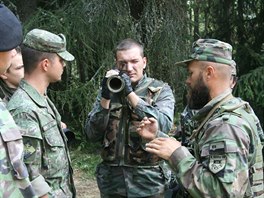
left=175, top=39, right=236, bottom=75
left=0, top=4, right=23, bottom=52
left=23, top=28, right=74, bottom=61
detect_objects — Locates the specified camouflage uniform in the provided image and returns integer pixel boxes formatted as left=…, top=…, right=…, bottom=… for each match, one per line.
left=85, top=74, right=175, bottom=197
left=166, top=106, right=198, bottom=197
left=0, top=4, right=36, bottom=198
left=0, top=99, right=36, bottom=198
left=169, top=90, right=264, bottom=197
left=7, top=80, right=75, bottom=197
left=175, top=106, right=198, bottom=151
left=171, top=39, right=264, bottom=197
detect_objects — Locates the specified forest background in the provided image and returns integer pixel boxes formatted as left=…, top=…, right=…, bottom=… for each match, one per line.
left=2, top=0, right=264, bottom=178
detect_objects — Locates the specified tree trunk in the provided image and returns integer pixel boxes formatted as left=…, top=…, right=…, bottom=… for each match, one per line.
left=193, top=0, right=200, bottom=40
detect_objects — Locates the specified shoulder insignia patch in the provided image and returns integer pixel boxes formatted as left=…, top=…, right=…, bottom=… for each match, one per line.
left=209, top=155, right=226, bottom=174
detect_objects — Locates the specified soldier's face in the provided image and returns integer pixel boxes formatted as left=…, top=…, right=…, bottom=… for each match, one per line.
left=3, top=53, right=24, bottom=88
left=186, top=61, right=210, bottom=109
left=47, top=54, right=66, bottom=83
left=116, top=47, right=147, bottom=85
left=0, top=49, right=17, bottom=74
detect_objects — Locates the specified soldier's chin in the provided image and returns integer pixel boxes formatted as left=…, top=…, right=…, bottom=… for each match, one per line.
left=50, top=78, right=62, bottom=83
left=130, top=77, right=139, bottom=84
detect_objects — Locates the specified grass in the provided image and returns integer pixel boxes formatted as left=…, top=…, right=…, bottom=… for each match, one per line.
left=69, top=140, right=102, bottom=179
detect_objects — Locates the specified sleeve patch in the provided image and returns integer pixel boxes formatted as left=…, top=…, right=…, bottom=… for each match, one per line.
left=209, top=141, right=225, bottom=155
left=209, top=155, right=226, bottom=174
left=24, top=142, right=36, bottom=159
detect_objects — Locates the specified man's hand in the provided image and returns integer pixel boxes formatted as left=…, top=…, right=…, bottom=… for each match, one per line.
left=137, top=117, right=158, bottom=141
left=61, top=121, right=67, bottom=129
left=101, top=70, right=119, bottom=99
left=40, top=194, right=49, bottom=198
left=119, top=72, right=133, bottom=96
left=146, top=138, right=181, bottom=160
left=101, top=77, right=111, bottom=99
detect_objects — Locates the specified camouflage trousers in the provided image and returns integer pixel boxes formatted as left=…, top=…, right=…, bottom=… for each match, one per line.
left=100, top=192, right=164, bottom=198
left=96, top=162, right=169, bottom=198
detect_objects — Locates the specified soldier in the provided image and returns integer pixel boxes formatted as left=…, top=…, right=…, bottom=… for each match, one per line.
left=137, top=39, right=264, bottom=197
left=0, top=45, right=74, bottom=145
left=85, top=38, right=175, bottom=197
left=7, top=28, right=76, bottom=198
left=0, top=4, right=36, bottom=198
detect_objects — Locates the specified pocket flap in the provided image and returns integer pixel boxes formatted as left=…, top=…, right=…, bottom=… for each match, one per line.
left=42, top=120, right=64, bottom=147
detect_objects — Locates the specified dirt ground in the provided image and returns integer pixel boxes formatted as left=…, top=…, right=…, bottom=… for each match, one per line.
left=74, top=168, right=100, bottom=198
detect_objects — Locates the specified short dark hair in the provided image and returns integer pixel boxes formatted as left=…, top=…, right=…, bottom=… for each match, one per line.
left=15, top=46, right=21, bottom=54
left=114, top=38, right=144, bottom=58
left=21, top=44, right=56, bottom=74
left=6, top=46, right=22, bottom=73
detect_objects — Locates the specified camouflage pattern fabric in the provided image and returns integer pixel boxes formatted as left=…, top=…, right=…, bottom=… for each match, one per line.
left=0, top=99, right=36, bottom=198
left=85, top=74, right=175, bottom=197
left=166, top=106, right=198, bottom=197
left=7, top=80, right=75, bottom=198
left=175, top=39, right=237, bottom=75
left=23, top=28, right=74, bottom=62
left=168, top=90, right=264, bottom=198
left=174, top=106, right=198, bottom=152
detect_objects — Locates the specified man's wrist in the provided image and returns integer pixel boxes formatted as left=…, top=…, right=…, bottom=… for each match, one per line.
left=156, top=130, right=169, bottom=138
left=100, top=98, right=111, bottom=109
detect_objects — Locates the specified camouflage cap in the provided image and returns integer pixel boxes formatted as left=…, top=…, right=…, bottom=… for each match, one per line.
left=23, top=28, right=74, bottom=61
left=175, top=39, right=236, bottom=75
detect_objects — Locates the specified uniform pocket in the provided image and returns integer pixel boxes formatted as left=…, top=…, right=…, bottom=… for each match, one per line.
left=42, top=120, right=67, bottom=177
left=42, top=120, right=64, bottom=147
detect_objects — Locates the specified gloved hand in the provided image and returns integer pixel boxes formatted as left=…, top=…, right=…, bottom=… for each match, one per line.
left=101, top=77, right=111, bottom=99
left=119, top=72, right=133, bottom=96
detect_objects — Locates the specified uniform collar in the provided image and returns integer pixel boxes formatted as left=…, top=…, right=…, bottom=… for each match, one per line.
left=134, top=73, right=147, bottom=89
left=19, top=79, right=47, bottom=107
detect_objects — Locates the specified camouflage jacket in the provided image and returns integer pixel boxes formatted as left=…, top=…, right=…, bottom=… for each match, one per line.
left=169, top=90, right=264, bottom=198
left=0, top=99, right=36, bottom=198
left=0, top=78, right=16, bottom=104
left=7, top=80, right=75, bottom=198
left=174, top=106, right=198, bottom=152
left=85, top=74, right=175, bottom=197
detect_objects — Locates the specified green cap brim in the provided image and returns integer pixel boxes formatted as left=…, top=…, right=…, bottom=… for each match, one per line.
left=58, top=51, right=75, bottom=61
left=174, top=59, right=193, bottom=67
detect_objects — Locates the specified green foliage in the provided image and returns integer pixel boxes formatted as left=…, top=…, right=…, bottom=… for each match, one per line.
left=234, top=66, right=264, bottom=107
left=137, top=1, right=190, bottom=112
left=22, top=0, right=190, bottom=134
left=5, top=0, right=264, bottom=180
left=18, top=0, right=264, bottom=133
left=70, top=141, right=101, bottom=178
left=187, top=0, right=264, bottom=124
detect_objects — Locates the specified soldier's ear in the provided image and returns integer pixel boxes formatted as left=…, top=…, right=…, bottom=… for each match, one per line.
left=0, top=73, right=8, bottom=80
left=204, top=65, right=215, bottom=80
left=143, top=57, right=147, bottom=69
left=40, top=58, right=50, bottom=72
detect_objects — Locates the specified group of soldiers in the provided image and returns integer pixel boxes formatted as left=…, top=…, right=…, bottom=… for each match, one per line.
left=1, top=3, right=264, bottom=198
